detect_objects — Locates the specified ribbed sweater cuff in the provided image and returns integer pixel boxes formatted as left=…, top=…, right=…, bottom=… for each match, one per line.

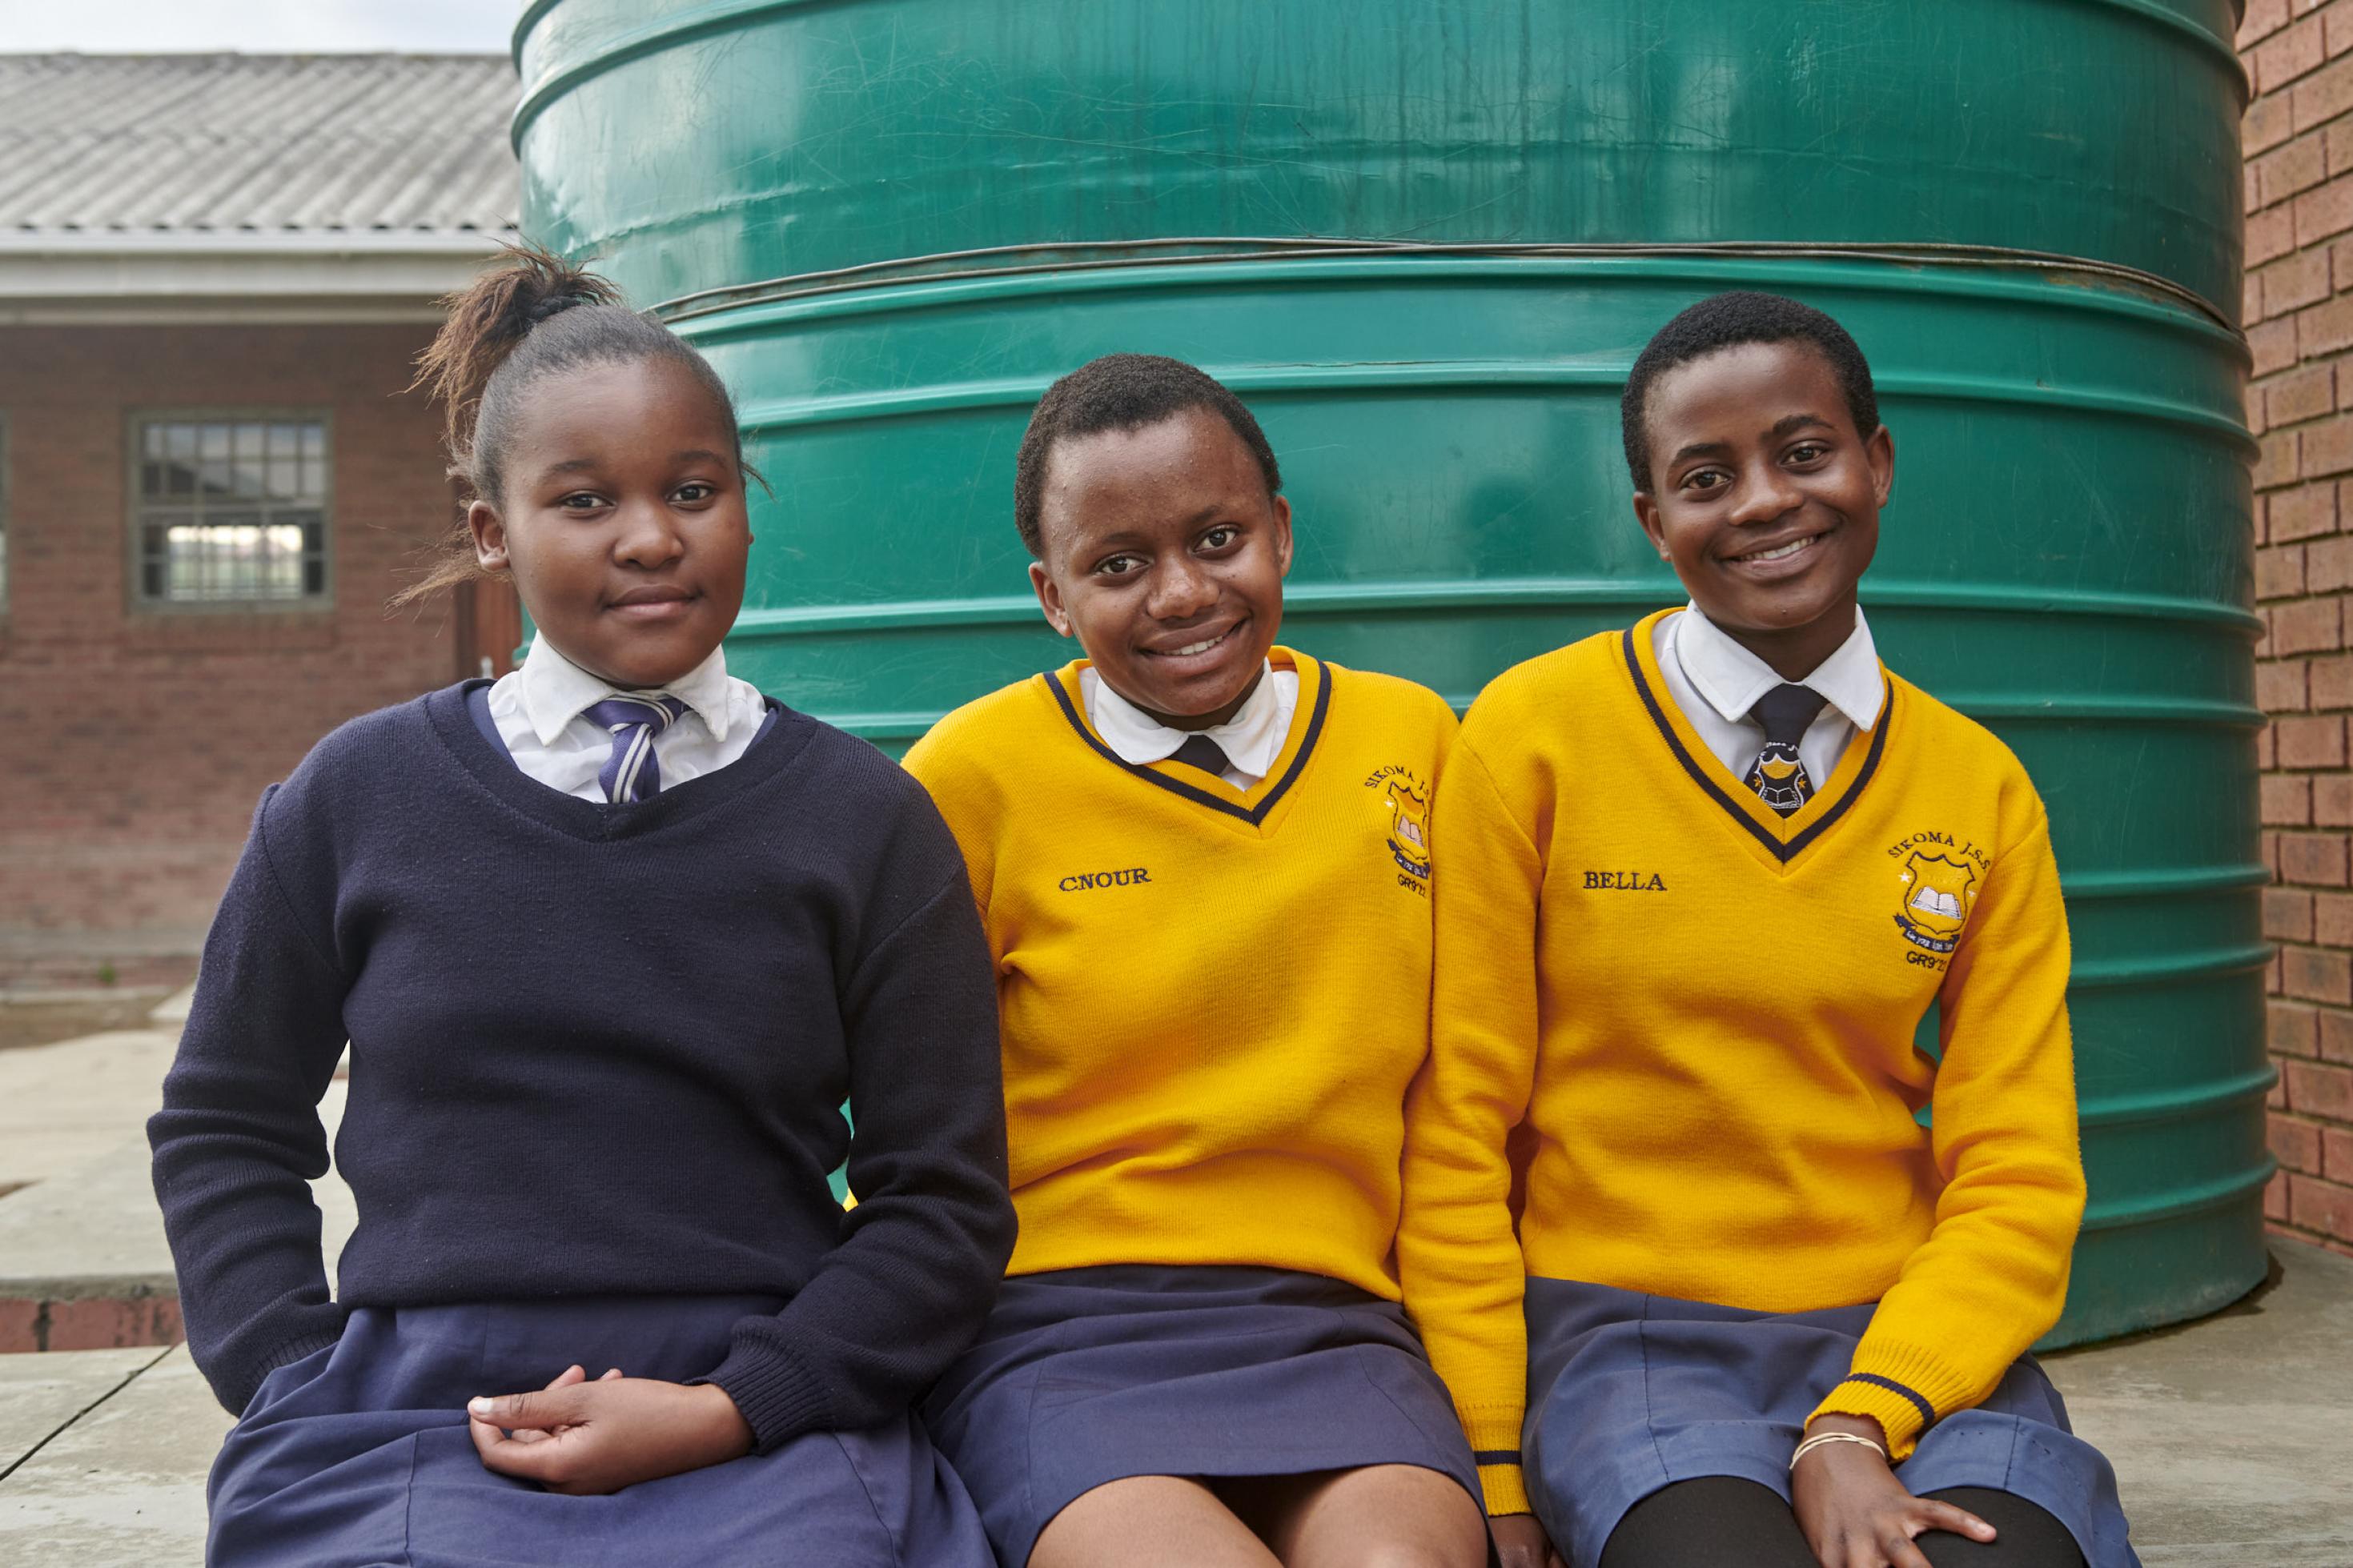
left=1459, top=1403, right=1531, bottom=1517
left=1811, top=1343, right=1968, bottom=1461
left=235, top=1327, right=343, bottom=1415
left=697, top=1342, right=831, bottom=1455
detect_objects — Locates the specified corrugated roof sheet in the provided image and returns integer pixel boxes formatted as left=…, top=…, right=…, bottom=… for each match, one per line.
left=0, top=54, right=517, bottom=238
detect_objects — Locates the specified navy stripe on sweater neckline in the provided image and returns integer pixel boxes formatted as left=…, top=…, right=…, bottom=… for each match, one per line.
left=1046, top=665, right=1332, bottom=826
left=1619, top=629, right=1892, bottom=864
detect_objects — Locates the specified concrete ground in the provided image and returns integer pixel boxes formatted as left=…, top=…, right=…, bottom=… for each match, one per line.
left=2046, top=1242, right=2353, bottom=1566
left=0, top=1022, right=2347, bottom=1565
left=0, top=1029, right=183, bottom=1197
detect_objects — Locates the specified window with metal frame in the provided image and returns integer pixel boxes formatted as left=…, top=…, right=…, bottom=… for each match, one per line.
left=132, top=417, right=329, bottom=607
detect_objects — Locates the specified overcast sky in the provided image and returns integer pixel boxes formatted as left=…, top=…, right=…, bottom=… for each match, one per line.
left=0, top=0, right=517, bottom=54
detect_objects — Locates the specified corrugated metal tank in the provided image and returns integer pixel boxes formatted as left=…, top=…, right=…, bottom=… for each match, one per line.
left=512, top=0, right=2266, bottom=1342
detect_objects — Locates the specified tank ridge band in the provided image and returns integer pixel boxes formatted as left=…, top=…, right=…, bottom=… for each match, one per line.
left=725, top=578, right=2263, bottom=640
left=648, top=239, right=2241, bottom=335
left=512, top=0, right=2248, bottom=137
left=729, top=363, right=2254, bottom=454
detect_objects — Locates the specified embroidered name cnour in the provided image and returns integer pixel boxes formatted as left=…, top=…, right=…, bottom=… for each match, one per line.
left=1058, top=868, right=1151, bottom=892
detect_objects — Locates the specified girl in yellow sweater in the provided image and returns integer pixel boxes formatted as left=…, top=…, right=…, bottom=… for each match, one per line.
left=908, top=355, right=1485, bottom=1567
left=1399, top=295, right=2137, bottom=1568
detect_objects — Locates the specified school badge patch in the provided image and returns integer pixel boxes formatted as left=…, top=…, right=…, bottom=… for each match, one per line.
left=1893, top=849, right=1978, bottom=954
left=1364, top=764, right=1432, bottom=891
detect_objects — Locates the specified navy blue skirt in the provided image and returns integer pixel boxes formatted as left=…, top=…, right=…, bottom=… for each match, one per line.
left=1522, top=1278, right=2139, bottom=1568
left=921, top=1265, right=1483, bottom=1568
left=207, top=1295, right=992, bottom=1567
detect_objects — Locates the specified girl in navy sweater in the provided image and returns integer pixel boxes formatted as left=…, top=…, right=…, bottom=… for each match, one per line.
left=148, top=246, right=1014, bottom=1566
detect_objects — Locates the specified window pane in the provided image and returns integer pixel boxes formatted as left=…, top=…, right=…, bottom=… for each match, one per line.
left=135, top=420, right=328, bottom=605
left=199, top=425, right=231, bottom=498
left=231, top=423, right=265, bottom=497
left=163, top=424, right=197, bottom=498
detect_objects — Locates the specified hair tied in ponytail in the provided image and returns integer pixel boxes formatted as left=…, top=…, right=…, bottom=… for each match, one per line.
left=527, top=291, right=598, bottom=324
left=391, top=240, right=761, bottom=612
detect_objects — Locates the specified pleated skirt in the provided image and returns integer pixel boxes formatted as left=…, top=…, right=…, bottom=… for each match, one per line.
left=922, top=1265, right=1483, bottom=1568
left=207, top=1294, right=993, bottom=1567
left=1521, top=1277, right=2140, bottom=1568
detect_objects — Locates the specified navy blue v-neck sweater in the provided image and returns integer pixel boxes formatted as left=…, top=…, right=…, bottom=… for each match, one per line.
left=149, top=682, right=1016, bottom=1448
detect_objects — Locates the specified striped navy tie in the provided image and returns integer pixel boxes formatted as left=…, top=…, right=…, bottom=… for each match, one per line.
left=581, top=695, right=689, bottom=804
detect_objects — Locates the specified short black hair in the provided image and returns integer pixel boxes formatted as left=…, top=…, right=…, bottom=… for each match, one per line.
left=1014, top=353, right=1283, bottom=556
left=1620, top=291, right=1879, bottom=491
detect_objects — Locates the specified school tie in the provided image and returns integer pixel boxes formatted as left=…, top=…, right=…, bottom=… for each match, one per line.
left=1167, top=734, right=1231, bottom=778
left=1745, top=683, right=1828, bottom=816
left=580, top=695, right=689, bottom=804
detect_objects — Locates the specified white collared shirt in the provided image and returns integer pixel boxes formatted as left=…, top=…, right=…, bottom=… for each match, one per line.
left=487, top=636, right=769, bottom=802
left=1082, top=661, right=1299, bottom=788
left=1653, top=604, right=1885, bottom=789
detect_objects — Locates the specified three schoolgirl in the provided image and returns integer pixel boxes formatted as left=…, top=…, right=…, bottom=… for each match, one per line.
left=158, top=250, right=2134, bottom=1568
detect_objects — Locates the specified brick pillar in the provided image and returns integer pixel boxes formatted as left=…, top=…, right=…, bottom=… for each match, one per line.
left=2245, top=0, right=2353, bottom=1254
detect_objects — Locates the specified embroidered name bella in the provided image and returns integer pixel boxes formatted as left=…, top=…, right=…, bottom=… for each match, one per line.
left=1583, top=870, right=1667, bottom=892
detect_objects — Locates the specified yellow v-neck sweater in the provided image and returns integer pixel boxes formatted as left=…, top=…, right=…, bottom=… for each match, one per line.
left=906, top=648, right=1459, bottom=1296
left=1399, top=612, right=2084, bottom=1515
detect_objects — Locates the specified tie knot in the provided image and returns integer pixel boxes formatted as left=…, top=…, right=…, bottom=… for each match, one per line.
left=1749, top=683, right=1828, bottom=747
left=1168, top=733, right=1231, bottom=776
left=582, top=694, right=687, bottom=735
left=580, top=695, right=688, bottom=804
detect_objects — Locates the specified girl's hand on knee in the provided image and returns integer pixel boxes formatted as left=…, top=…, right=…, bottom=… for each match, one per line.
left=1488, top=1511, right=1566, bottom=1568
left=466, top=1376, right=752, bottom=1494
left=1790, top=1417, right=1995, bottom=1568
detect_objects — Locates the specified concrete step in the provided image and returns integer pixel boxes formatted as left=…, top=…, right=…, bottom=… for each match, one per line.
left=0, top=1082, right=352, bottom=1353
left=0, top=1031, right=182, bottom=1197
left=0, top=1345, right=227, bottom=1566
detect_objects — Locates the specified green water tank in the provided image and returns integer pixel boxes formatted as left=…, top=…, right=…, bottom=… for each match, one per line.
left=513, top=0, right=2266, bottom=1343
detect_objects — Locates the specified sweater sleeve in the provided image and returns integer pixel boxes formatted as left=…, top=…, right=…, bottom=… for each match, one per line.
left=1396, top=734, right=1544, bottom=1517
left=147, top=786, right=351, bottom=1415
left=1809, top=804, right=2085, bottom=1458
left=699, top=800, right=1016, bottom=1452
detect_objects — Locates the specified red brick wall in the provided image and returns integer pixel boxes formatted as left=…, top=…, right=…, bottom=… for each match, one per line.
left=2244, top=0, right=2353, bottom=1253
left=0, top=322, right=468, bottom=984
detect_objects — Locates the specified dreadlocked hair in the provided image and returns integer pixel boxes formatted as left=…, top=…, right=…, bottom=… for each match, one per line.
left=392, top=241, right=753, bottom=608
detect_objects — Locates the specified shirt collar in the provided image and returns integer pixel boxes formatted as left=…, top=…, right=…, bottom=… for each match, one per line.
left=516, top=636, right=738, bottom=748
left=1087, top=660, right=1288, bottom=776
left=1671, top=604, right=1885, bottom=732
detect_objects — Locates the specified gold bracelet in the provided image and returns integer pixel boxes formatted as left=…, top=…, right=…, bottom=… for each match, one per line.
left=1789, top=1430, right=1889, bottom=1471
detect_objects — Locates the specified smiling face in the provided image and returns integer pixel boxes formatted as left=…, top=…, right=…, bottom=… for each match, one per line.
left=1632, top=339, right=1893, bottom=680
left=468, top=355, right=751, bottom=691
left=1029, top=407, right=1293, bottom=731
